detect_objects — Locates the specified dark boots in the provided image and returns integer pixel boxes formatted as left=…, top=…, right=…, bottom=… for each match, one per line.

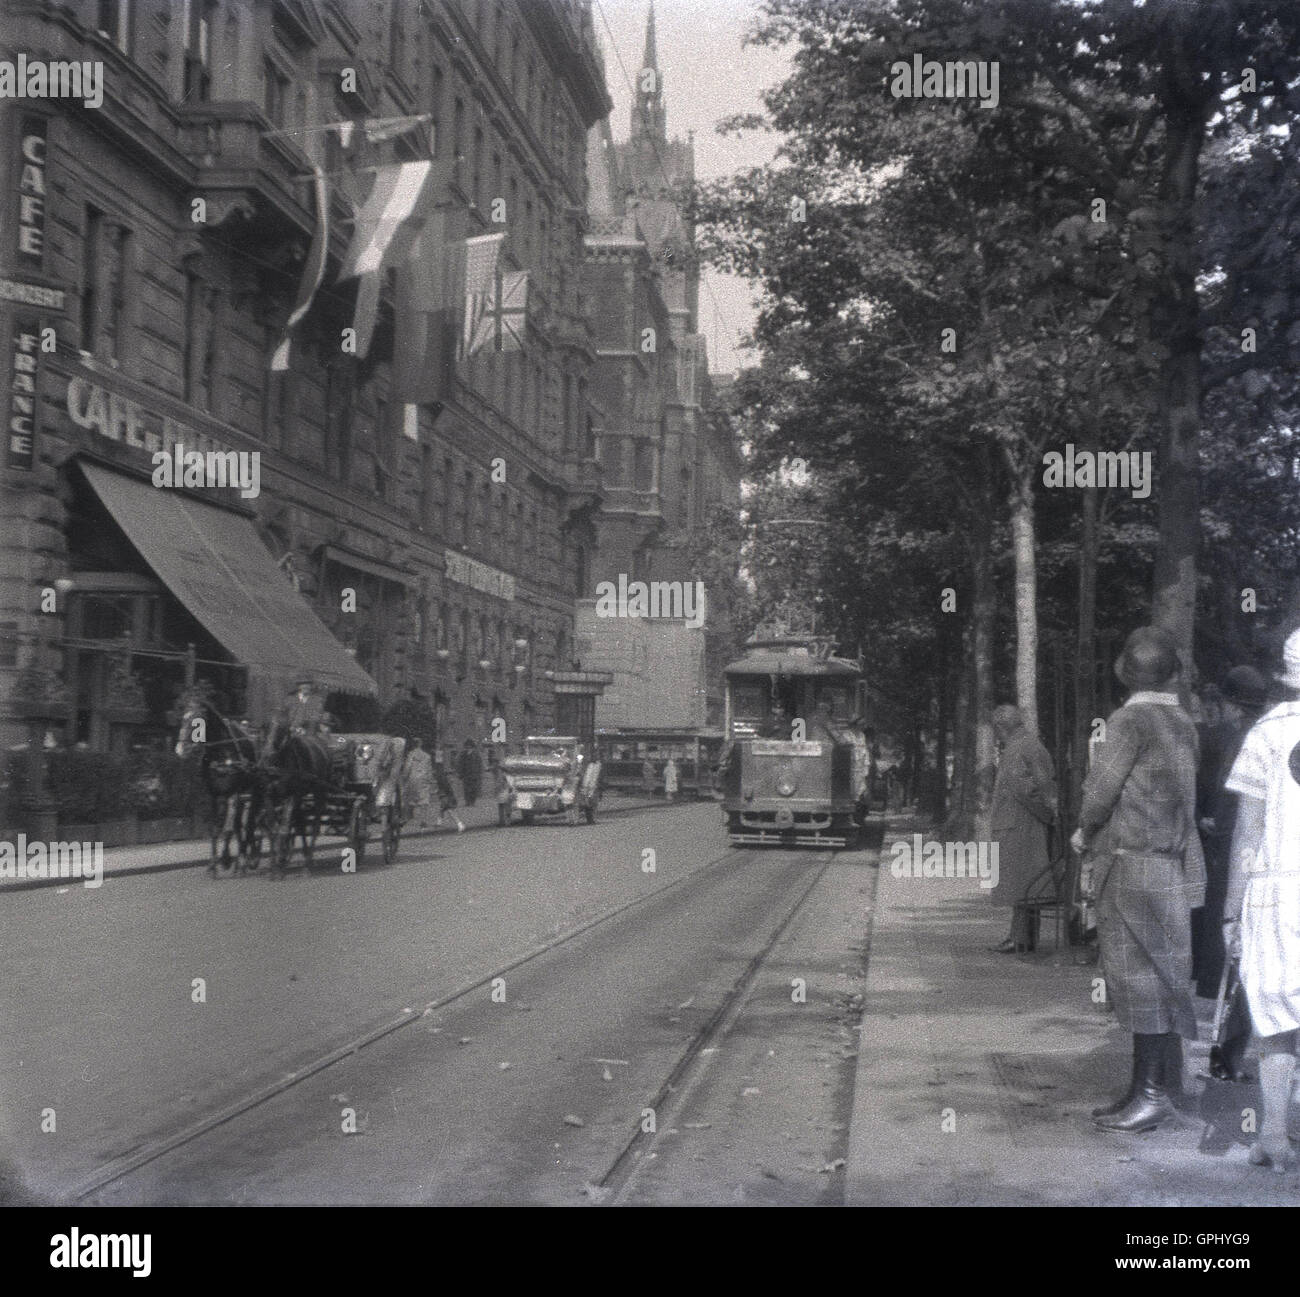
left=1091, top=1037, right=1141, bottom=1118
left=1094, top=1032, right=1175, bottom=1132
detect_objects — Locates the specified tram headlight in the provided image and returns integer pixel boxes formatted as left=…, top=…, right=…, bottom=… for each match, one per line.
left=358, top=743, right=374, bottom=762
left=775, top=772, right=797, bottom=797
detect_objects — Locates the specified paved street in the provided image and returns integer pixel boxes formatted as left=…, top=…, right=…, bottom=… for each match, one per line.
left=4, top=801, right=882, bottom=1205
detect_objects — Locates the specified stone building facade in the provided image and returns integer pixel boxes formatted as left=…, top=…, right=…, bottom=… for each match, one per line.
left=0, top=0, right=610, bottom=760
left=579, top=3, right=740, bottom=727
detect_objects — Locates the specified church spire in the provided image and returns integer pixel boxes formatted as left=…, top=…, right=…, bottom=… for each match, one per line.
left=643, top=0, right=658, bottom=72
left=631, top=1, right=666, bottom=142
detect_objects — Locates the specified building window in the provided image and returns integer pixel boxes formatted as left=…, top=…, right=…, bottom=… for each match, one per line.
left=264, top=59, right=289, bottom=127
left=429, top=66, right=443, bottom=157
left=80, top=207, right=102, bottom=354
left=97, top=0, right=132, bottom=53
left=420, top=444, right=435, bottom=531
left=183, top=273, right=218, bottom=409
left=102, top=223, right=130, bottom=363
left=473, top=127, right=484, bottom=209
left=183, top=0, right=216, bottom=102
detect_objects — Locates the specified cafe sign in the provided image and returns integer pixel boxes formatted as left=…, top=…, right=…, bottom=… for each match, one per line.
left=65, top=372, right=247, bottom=464
left=6, top=318, right=39, bottom=470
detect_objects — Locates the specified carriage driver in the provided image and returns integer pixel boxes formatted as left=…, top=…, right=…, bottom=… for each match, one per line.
left=266, top=677, right=325, bottom=752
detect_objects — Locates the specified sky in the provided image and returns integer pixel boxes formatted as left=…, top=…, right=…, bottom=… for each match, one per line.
left=590, top=0, right=792, bottom=375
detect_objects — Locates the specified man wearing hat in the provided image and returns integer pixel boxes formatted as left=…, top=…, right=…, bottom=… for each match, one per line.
left=1221, top=629, right=1300, bottom=1171
left=1193, top=666, right=1269, bottom=1078
left=266, top=677, right=325, bottom=753
left=1071, top=626, right=1205, bottom=1133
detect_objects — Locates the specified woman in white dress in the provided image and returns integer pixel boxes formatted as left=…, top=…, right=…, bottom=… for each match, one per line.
left=1224, top=629, right=1300, bottom=1172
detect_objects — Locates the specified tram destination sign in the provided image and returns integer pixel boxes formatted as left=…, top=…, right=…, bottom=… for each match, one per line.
left=751, top=740, right=825, bottom=757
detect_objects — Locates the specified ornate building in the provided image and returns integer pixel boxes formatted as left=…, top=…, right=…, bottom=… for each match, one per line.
left=579, top=3, right=741, bottom=727
left=0, top=0, right=611, bottom=761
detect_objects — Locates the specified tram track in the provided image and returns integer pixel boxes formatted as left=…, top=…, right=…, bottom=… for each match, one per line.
left=68, top=835, right=757, bottom=1203
left=594, top=850, right=839, bottom=1204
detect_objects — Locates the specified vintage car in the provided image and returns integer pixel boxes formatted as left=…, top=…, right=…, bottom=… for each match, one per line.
left=497, top=735, right=601, bottom=826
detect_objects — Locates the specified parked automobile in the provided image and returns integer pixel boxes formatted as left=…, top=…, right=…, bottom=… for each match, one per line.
left=497, top=735, right=600, bottom=826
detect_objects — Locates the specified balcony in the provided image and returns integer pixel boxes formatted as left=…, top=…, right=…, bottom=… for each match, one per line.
left=180, top=102, right=316, bottom=238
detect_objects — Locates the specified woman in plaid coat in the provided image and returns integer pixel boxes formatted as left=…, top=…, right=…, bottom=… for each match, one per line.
left=1072, top=626, right=1205, bottom=1133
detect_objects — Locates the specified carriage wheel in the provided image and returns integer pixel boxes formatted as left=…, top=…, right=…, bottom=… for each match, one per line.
left=348, top=798, right=368, bottom=869
left=382, top=804, right=400, bottom=864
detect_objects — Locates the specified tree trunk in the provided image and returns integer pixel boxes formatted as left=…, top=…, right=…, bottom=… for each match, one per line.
left=971, top=476, right=997, bottom=841
left=1150, top=110, right=1207, bottom=665
left=1009, top=475, right=1039, bottom=734
left=946, top=633, right=974, bottom=838
left=933, top=619, right=953, bottom=823
left=1072, top=473, right=1099, bottom=830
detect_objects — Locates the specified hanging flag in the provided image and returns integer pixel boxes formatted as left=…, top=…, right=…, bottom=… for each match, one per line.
left=468, top=269, right=529, bottom=355
left=363, top=113, right=431, bottom=144
left=340, top=160, right=433, bottom=357
left=460, top=232, right=505, bottom=360
left=394, top=204, right=465, bottom=405
left=270, top=162, right=329, bottom=371
left=339, top=160, right=433, bottom=280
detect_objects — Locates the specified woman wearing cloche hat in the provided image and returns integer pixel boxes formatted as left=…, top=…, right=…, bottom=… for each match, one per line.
left=1071, top=626, right=1205, bottom=1133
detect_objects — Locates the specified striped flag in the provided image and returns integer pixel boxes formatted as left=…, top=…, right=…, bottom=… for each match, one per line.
left=394, top=204, right=465, bottom=405
left=270, top=162, right=328, bottom=371
left=340, top=160, right=433, bottom=280
left=340, top=160, right=433, bottom=357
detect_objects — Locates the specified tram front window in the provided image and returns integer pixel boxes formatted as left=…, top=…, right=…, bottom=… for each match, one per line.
left=813, top=683, right=855, bottom=721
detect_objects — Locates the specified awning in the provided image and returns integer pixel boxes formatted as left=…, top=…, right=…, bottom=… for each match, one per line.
left=320, top=543, right=416, bottom=587
left=80, top=463, right=377, bottom=699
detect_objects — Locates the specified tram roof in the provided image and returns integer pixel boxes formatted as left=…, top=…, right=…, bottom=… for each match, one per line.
left=723, top=651, right=861, bottom=679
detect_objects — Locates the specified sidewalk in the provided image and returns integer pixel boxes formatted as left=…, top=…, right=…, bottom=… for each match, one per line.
left=847, top=817, right=1300, bottom=1206
left=0, top=792, right=675, bottom=892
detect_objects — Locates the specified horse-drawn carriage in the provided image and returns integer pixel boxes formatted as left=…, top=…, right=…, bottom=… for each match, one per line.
left=176, top=695, right=405, bottom=875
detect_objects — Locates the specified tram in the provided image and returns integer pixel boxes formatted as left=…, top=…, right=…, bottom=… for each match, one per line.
left=720, top=632, right=868, bottom=848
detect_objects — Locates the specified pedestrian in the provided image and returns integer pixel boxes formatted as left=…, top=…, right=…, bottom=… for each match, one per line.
left=664, top=756, right=679, bottom=801
left=1072, top=626, right=1205, bottom=1133
left=988, top=704, right=1058, bottom=952
left=432, top=756, right=465, bottom=833
left=458, top=739, right=483, bottom=806
left=642, top=755, right=656, bottom=797
left=400, top=737, right=435, bottom=829
left=1193, top=666, right=1268, bottom=1079
left=1221, top=629, right=1300, bottom=1171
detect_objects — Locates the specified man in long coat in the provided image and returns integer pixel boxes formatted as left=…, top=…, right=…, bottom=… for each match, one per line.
left=1072, top=626, right=1205, bottom=1133
left=988, top=705, right=1058, bottom=952
left=457, top=739, right=483, bottom=806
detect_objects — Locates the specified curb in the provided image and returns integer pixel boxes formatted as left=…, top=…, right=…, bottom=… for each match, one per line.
left=0, top=796, right=707, bottom=894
